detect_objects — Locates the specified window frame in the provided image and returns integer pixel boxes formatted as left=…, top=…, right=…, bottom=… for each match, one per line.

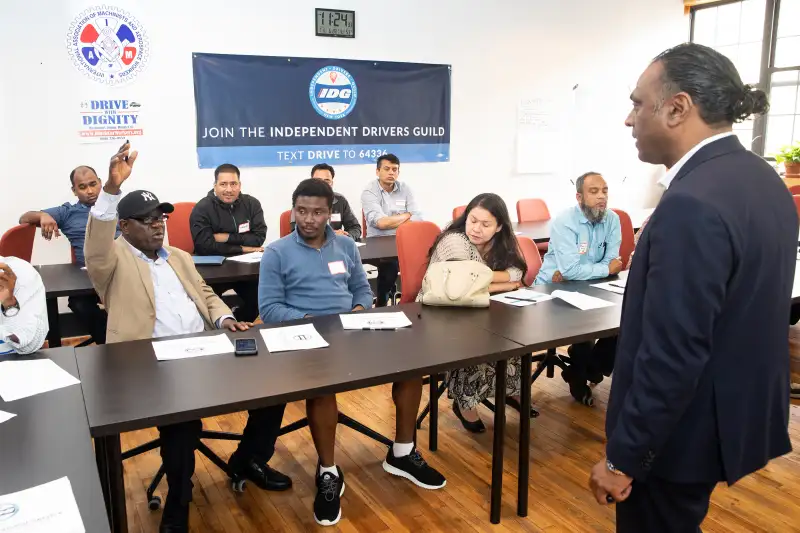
left=690, top=0, right=800, bottom=158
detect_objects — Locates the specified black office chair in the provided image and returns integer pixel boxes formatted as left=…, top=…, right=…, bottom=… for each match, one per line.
left=123, top=429, right=245, bottom=510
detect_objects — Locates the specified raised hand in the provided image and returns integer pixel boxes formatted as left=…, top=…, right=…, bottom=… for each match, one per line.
left=105, top=141, right=139, bottom=195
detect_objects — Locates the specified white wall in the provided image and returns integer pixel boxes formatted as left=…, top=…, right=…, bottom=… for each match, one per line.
left=0, top=0, right=687, bottom=266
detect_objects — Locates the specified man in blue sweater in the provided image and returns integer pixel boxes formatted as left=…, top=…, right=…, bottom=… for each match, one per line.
left=259, top=179, right=446, bottom=527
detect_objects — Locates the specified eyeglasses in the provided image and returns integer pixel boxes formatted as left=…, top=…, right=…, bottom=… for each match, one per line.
left=130, top=214, right=169, bottom=226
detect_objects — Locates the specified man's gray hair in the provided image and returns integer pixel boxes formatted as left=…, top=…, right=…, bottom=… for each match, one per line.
left=576, top=172, right=603, bottom=194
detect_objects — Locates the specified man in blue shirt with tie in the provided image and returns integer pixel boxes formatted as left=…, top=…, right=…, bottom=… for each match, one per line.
left=18, top=165, right=113, bottom=344
left=536, top=172, right=623, bottom=405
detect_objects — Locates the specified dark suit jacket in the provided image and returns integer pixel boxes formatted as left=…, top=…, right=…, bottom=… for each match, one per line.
left=606, top=135, right=797, bottom=485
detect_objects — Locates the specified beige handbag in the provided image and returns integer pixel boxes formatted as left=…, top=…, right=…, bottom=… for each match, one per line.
left=420, top=260, right=493, bottom=307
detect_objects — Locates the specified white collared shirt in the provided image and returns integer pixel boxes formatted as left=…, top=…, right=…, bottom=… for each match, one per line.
left=90, top=190, right=233, bottom=338
left=0, top=256, right=48, bottom=355
left=658, top=131, right=737, bottom=190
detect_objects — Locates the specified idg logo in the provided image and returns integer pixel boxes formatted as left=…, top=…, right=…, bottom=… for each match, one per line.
left=309, top=66, right=358, bottom=120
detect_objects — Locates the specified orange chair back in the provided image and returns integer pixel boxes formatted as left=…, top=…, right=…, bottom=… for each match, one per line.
left=166, top=202, right=196, bottom=254
left=279, top=210, right=292, bottom=238
left=516, top=199, right=550, bottom=223
left=452, top=205, right=466, bottom=220
left=0, top=224, right=35, bottom=262
left=362, top=211, right=367, bottom=237
left=793, top=195, right=800, bottom=219
left=515, top=236, right=543, bottom=287
left=789, top=185, right=800, bottom=195
left=396, top=221, right=441, bottom=304
left=612, top=208, right=635, bottom=270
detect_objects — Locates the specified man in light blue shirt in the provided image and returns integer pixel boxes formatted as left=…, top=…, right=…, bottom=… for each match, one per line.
left=536, top=172, right=623, bottom=284
left=361, top=154, right=422, bottom=306
left=260, top=178, right=445, bottom=527
left=537, top=172, right=623, bottom=407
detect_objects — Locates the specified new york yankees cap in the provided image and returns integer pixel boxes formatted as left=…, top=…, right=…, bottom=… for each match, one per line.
left=117, top=190, right=175, bottom=220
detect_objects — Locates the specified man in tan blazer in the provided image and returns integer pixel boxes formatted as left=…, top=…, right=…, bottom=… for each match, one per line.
left=85, top=143, right=291, bottom=533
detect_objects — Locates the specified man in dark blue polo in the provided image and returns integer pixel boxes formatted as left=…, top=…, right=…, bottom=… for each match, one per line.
left=19, top=165, right=113, bottom=343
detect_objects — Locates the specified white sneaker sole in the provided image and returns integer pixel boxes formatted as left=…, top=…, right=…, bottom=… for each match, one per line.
left=314, top=482, right=345, bottom=526
left=382, top=461, right=447, bottom=490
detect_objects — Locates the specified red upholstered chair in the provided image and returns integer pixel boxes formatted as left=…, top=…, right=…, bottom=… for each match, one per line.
left=396, top=221, right=441, bottom=304
left=452, top=205, right=466, bottom=220
left=611, top=208, right=635, bottom=270
left=515, top=236, right=543, bottom=287
left=0, top=224, right=36, bottom=262
left=789, top=185, right=800, bottom=195
left=362, top=211, right=367, bottom=236
left=165, top=202, right=196, bottom=254
left=516, top=199, right=551, bottom=256
left=279, top=210, right=292, bottom=238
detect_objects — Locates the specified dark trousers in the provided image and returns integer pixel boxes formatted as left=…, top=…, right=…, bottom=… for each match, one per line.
left=567, top=336, right=618, bottom=385
left=211, top=280, right=260, bottom=322
left=616, top=476, right=717, bottom=533
left=157, top=403, right=286, bottom=512
left=67, top=294, right=107, bottom=344
left=376, top=258, right=399, bottom=307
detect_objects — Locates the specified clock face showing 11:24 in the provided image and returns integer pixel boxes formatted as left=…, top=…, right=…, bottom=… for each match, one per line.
left=315, top=8, right=355, bottom=38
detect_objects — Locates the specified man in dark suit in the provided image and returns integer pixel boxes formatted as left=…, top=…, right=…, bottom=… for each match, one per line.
left=589, top=43, right=797, bottom=532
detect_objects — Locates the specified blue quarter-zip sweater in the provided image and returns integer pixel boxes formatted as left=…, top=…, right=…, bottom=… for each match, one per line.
left=258, top=226, right=373, bottom=323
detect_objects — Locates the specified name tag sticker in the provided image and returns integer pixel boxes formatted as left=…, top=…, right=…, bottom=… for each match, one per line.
left=328, top=261, right=347, bottom=275
left=578, top=242, right=588, bottom=254
left=396, top=200, right=407, bottom=209
left=330, top=213, right=342, bottom=223
left=238, top=222, right=250, bottom=233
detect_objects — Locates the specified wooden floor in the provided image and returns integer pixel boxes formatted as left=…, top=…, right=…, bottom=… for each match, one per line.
left=106, top=339, right=800, bottom=533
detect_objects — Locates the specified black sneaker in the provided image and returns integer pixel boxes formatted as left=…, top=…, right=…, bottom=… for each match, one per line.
left=314, top=466, right=345, bottom=526
left=383, top=447, right=446, bottom=490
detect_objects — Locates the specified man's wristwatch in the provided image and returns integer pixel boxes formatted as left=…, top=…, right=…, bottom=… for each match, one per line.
left=1, top=300, right=20, bottom=318
left=606, top=459, right=627, bottom=476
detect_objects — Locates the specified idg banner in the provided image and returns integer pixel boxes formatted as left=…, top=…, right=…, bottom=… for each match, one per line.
left=192, top=53, right=451, bottom=168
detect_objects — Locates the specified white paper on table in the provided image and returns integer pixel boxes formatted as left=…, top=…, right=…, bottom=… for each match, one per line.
left=609, top=278, right=627, bottom=288
left=0, top=410, right=16, bottom=424
left=339, top=312, right=412, bottom=330
left=514, top=231, right=522, bottom=235
left=152, top=333, right=235, bottom=361
left=260, top=324, right=329, bottom=353
left=0, top=359, right=80, bottom=403
left=551, top=289, right=616, bottom=311
left=0, top=476, right=85, bottom=533
left=490, top=289, right=554, bottom=307
left=591, top=281, right=626, bottom=295
left=226, top=251, right=263, bottom=263
left=355, top=242, right=366, bottom=247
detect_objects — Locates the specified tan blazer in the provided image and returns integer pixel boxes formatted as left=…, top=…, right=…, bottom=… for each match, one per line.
left=84, top=216, right=232, bottom=344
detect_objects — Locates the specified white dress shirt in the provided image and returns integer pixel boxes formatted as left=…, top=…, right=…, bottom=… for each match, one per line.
left=90, top=190, right=233, bottom=338
left=658, top=131, right=737, bottom=190
left=0, top=256, right=48, bottom=355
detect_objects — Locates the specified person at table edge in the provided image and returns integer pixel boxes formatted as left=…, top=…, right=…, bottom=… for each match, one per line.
left=290, top=163, right=361, bottom=240
left=189, top=163, right=266, bottom=322
left=19, top=165, right=114, bottom=344
left=361, top=153, right=422, bottom=306
left=0, top=256, right=47, bottom=355
left=259, top=178, right=446, bottom=527
left=535, top=172, right=623, bottom=405
left=85, top=143, right=290, bottom=533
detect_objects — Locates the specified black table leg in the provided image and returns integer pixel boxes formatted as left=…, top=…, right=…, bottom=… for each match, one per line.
left=490, top=359, right=507, bottom=524
left=46, top=297, right=61, bottom=348
left=430, top=375, right=438, bottom=451
left=95, top=434, right=127, bottom=533
left=518, top=353, right=532, bottom=517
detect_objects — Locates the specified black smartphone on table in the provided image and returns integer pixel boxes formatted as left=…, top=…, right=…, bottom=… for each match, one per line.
left=234, top=338, right=258, bottom=356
